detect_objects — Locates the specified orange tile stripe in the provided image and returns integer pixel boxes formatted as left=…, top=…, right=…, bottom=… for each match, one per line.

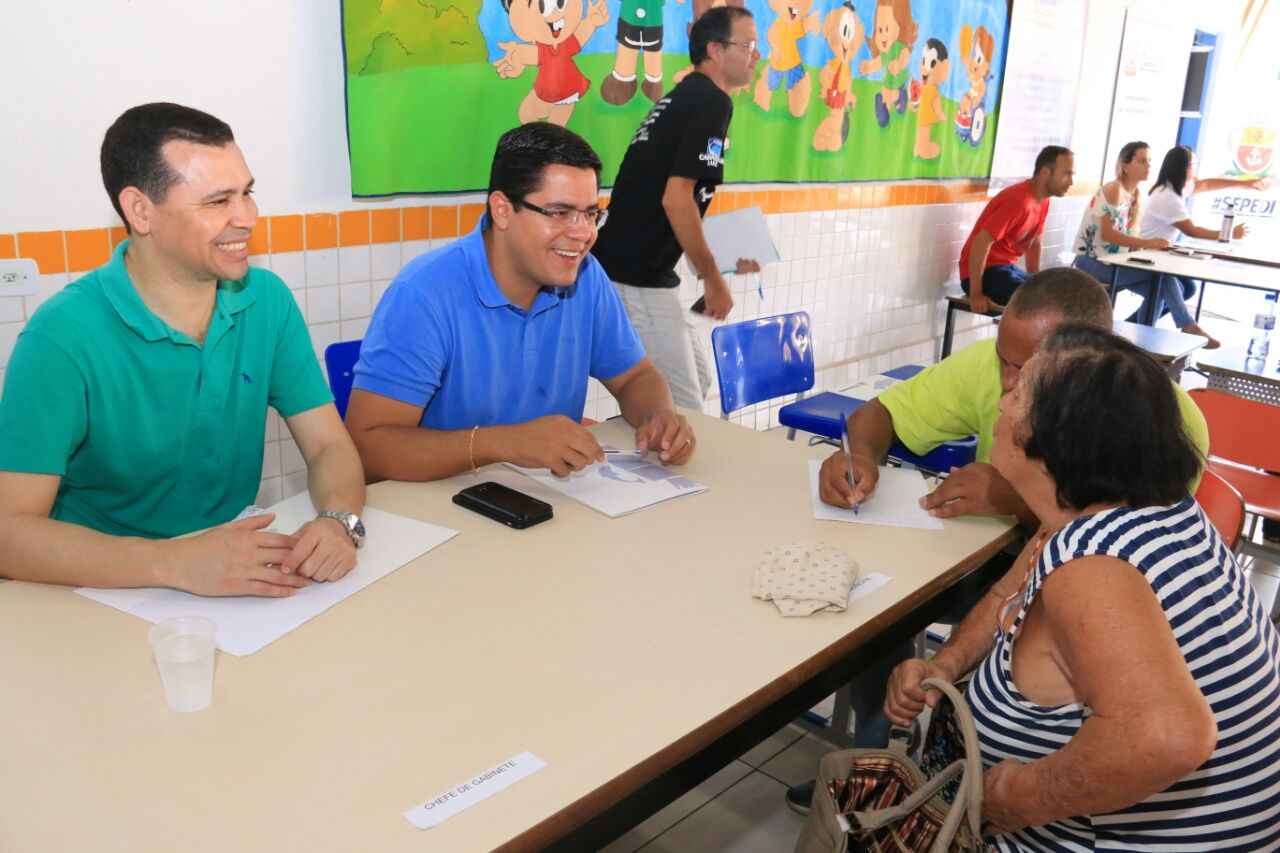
left=6, top=183, right=1007, bottom=271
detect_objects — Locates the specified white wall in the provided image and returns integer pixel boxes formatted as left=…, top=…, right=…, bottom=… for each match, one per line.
left=2, top=1, right=374, bottom=232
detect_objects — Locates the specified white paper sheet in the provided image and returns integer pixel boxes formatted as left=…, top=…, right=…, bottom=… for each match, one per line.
left=701, top=206, right=781, bottom=273
left=507, top=452, right=707, bottom=518
left=403, top=752, right=547, bottom=829
left=76, top=493, right=458, bottom=655
left=808, top=460, right=943, bottom=530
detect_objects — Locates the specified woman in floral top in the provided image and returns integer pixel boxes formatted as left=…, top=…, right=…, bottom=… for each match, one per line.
left=1071, top=141, right=1220, bottom=344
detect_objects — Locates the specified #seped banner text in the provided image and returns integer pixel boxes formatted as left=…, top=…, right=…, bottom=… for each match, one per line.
left=342, top=0, right=1010, bottom=195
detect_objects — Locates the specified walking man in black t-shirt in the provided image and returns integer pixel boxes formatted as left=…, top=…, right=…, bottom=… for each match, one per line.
left=592, top=5, right=761, bottom=410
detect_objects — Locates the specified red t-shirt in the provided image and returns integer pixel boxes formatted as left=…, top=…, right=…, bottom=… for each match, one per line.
left=534, top=36, right=590, bottom=104
left=957, top=181, right=1051, bottom=279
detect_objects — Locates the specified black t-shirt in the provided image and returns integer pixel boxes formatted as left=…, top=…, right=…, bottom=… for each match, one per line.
left=592, top=72, right=732, bottom=288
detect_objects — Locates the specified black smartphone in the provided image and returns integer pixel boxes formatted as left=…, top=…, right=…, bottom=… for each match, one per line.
left=452, top=482, right=553, bottom=529
left=690, top=295, right=707, bottom=315
left=1129, top=257, right=1155, bottom=265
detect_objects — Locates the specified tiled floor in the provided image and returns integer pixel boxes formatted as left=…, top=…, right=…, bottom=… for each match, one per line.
left=599, top=723, right=820, bottom=853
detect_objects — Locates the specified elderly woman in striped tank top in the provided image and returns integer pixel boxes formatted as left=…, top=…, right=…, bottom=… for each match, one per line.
left=886, top=325, right=1280, bottom=851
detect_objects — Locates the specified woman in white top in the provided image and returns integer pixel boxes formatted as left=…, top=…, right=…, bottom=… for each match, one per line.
left=1073, top=142, right=1219, bottom=344
left=1138, top=145, right=1265, bottom=347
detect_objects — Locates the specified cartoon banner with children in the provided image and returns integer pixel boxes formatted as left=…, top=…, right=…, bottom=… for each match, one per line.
left=342, top=0, right=1010, bottom=195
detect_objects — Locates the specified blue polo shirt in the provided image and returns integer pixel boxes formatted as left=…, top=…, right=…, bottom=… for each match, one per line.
left=353, top=218, right=646, bottom=428
left=0, top=241, right=332, bottom=538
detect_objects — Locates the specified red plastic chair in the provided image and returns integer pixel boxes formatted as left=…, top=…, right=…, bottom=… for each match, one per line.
left=1189, top=388, right=1280, bottom=543
left=1194, top=468, right=1246, bottom=551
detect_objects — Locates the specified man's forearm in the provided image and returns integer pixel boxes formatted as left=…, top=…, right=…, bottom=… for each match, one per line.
left=305, top=441, right=367, bottom=515
left=663, top=193, right=721, bottom=283
left=1025, top=240, right=1042, bottom=274
left=848, top=399, right=897, bottom=464
left=353, top=424, right=516, bottom=483
left=968, top=242, right=991, bottom=299
left=0, top=514, right=169, bottom=589
left=615, top=364, right=677, bottom=427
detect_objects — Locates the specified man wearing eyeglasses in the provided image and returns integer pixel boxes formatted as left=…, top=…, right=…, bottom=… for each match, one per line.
left=344, top=123, right=696, bottom=482
left=592, top=5, right=760, bottom=411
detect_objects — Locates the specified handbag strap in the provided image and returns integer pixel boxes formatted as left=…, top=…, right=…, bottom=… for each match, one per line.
left=920, top=677, right=984, bottom=847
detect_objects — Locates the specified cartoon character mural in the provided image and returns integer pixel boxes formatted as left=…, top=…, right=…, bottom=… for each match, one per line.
left=909, top=37, right=948, bottom=159
left=672, top=0, right=747, bottom=90
left=955, top=24, right=993, bottom=146
left=600, top=0, right=684, bottom=105
left=753, top=0, right=821, bottom=117
left=859, top=0, right=916, bottom=128
left=813, top=3, right=864, bottom=152
left=493, top=0, right=610, bottom=125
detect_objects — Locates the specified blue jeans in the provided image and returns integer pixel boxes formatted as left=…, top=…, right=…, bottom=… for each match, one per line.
left=1072, top=255, right=1196, bottom=328
left=960, top=263, right=1028, bottom=306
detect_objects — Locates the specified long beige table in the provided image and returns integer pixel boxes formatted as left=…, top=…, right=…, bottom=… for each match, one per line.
left=0, top=414, right=1015, bottom=852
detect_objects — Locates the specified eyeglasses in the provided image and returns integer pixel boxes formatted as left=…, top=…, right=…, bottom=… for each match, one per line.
left=720, top=39, right=757, bottom=53
left=516, top=199, right=609, bottom=229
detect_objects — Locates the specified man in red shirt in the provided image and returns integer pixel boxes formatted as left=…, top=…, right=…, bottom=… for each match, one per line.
left=959, top=145, right=1074, bottom=314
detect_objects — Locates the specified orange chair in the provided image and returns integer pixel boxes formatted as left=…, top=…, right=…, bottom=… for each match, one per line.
left=1189, top=388, right=1280, bottom=547
left=1194, top=468, right=1246, bottom=551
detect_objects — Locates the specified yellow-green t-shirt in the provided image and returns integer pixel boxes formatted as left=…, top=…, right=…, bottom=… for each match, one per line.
left=877, top=338, right=1209, bottom=489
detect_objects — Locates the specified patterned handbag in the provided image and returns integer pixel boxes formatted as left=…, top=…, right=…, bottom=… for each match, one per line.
left=793, top=678, right=988, bottom=853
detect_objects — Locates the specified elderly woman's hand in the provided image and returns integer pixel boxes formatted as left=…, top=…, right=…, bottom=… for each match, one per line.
left=884, top=657, right=953, bottom=727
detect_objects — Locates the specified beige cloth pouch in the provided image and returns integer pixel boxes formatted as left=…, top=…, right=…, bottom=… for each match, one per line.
left=752, top=542, right=860, bottom=616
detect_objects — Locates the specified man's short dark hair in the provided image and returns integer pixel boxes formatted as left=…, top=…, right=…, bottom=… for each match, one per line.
left=690, top=6, right=754, bottom=65
left=1021, top=324, right=1201, bottom=510
left=486, top=123, right=603, bottom=222
left=100, top=103, right=235, bottom=233
left=1005, top=267, right=1113, bottom=328
left=1033, top=145, right=1072, bottom=175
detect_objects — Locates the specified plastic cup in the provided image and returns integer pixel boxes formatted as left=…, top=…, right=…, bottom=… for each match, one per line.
left=148, top=616, right=217, bottom=713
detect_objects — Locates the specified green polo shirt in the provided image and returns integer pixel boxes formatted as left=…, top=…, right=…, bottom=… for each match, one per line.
left=0, top=241, right=332, bottom=539
left=877, top=337, right=1209, bottom=488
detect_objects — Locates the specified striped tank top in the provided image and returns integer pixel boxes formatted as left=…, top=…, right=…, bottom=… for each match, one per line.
left=966, top=499, right=1280, bottom=851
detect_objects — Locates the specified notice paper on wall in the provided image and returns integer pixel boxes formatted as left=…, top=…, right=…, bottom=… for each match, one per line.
left=507, top=451, right=707, bottom=518
left=808, top=460, right=943, bottom=530
left=404, top=752, right=547, bottom=829
left=75, top=492, right=458, bottom=655
left=701, top=207, right=781, bottom=274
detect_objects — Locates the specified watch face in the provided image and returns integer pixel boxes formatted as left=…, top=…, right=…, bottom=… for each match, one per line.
left=352, top=518, right=366, bottom=537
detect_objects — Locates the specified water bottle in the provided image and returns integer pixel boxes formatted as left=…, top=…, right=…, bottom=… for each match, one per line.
left=1219, top=200, right=1236, bottom=243
left=1247, top=292, right=1277, bottom=361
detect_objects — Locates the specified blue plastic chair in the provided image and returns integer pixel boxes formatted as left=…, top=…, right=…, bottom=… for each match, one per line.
left=711, top=312, right=817, bottom=421
left=710, top=315, right=976, bottom=475
left=324, top=339, right=362, bottom=419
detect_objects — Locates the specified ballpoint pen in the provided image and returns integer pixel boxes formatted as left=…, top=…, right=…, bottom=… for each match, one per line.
left=841, top=415, right=859, bottom=516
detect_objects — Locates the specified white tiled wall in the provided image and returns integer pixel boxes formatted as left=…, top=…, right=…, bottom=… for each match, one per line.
left=0, top=194, right=1089, bottom=508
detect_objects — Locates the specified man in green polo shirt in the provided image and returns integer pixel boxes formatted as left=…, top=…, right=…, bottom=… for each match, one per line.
left=0, top=103, right=366, bottom=596
left=818, top=266, right=1209, bottom=523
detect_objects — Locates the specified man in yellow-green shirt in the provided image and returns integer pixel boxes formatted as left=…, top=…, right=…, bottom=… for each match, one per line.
left=817, top=267, right=1209, bottom=526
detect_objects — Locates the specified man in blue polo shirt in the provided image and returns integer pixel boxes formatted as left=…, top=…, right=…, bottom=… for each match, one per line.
left=0, top=103, right=366, bottom=596
left=346, top=123, right=695, bottom=481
